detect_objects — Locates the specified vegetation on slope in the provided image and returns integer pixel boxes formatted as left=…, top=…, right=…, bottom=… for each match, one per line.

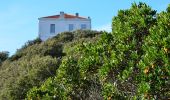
left=26, top=3, right=170, bottom=100
left=0, top=30, right=101, bottom=100
left=0, top=2, right=170, bottom=100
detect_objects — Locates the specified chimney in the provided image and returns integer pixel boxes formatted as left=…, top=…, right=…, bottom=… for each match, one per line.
left=60, top=11, right=64, bottom=18
left=75, top=13, right=79, bottom=17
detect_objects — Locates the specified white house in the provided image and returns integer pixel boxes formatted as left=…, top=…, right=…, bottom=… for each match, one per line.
left=38, top=12, right=91, bottom=41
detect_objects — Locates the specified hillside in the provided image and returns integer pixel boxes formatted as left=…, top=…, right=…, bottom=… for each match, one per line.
left=0, top=30, right=102, bottom=99
left=0, top=2, right=170, bottom=100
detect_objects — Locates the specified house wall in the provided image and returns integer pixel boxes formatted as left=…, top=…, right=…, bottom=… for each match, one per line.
left=39, top=18, right=91, bottom=41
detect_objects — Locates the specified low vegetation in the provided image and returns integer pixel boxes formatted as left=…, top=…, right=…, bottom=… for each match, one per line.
left=0, top=30, right=101, bottom=100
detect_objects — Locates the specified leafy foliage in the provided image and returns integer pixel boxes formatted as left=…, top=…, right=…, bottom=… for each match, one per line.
left=26, top=2, right=170, bottom=100
left=0, top=30, right=101, bottom=100
left=1, top=2, right=170, bottom=100
left=0, top=51, right=9, bottom=65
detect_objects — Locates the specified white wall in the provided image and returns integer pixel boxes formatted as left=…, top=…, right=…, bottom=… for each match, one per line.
left=39, top=18, right=91, bottom=41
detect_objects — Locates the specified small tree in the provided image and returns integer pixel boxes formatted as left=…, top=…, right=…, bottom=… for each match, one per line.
left=0, top=51, right=9, bottom=64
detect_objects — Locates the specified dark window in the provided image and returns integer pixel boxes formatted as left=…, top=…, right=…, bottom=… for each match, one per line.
left=50, top=24, right=55, bottom=34
left=81, top=24, right=86, bottom=30
left=69, top=24, right=74, bottom=31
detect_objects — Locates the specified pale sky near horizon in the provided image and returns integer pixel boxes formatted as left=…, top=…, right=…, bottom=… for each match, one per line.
left=0, top=0, right=170, bottom=55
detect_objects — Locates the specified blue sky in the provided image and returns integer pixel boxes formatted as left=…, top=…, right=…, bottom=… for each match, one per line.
left=0, top=0, right=170, bottom=55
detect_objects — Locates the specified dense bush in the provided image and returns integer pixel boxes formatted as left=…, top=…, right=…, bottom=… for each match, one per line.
left=0, top=30, right=101, bottom=100
left=1, top=2, right=170, bottom=100
left=26, top=2, right=170, bottom=100
left=0, top=51, right=9, bottom=65
left=0, top=56, right=60, bottom=100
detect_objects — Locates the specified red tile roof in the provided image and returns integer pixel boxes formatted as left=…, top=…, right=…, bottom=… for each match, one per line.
left=42, top=14, right=87, bottom=19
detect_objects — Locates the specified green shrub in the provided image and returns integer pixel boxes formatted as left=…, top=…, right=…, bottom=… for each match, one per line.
left=25, top=2, right=170, bottom=100
left=0, top=51, right=9, bottom=65
left=17, top=38, right=42, bottom=53
left=0, top=55, right=60, bottom=100
left=1, top=2, right=170, bottom=100
left=0, top=30, right=101, bottom=100
left=26, top=32, right=103, bottom=100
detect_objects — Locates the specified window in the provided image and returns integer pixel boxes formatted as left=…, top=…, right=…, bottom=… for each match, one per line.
left=81, top=24, right=86, bottom=30
left=69, top=24, right=74, bottom=31
left=50, top=24, right=55, bottom=34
